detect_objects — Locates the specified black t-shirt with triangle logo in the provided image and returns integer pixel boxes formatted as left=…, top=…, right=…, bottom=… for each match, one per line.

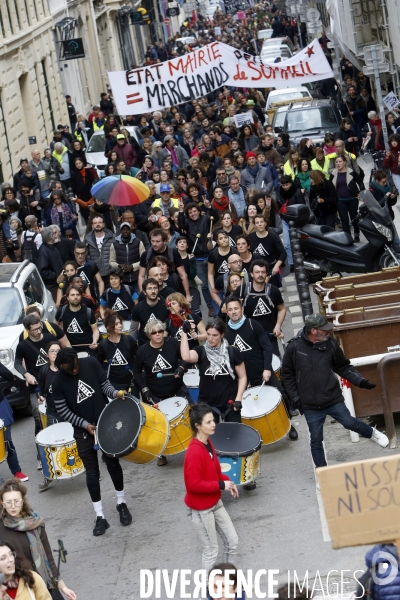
left=52, top=357, right=109, bottom=427
left=213, top=225, right=243, bottom=247
left=249, top=230, right=286, bottom=265
left=97, top=336, right=137, bottom=385
left=207, top=247, right=233, bottom=275
left=133, top=337, right=183, bottom=397
left=131, top=299, right=169, bottom=346
left=225, top=318, right=272, bottom=381
left=238, top=283, right=283, bottom=334
left=100, top=286, right=137, bottom=320
left=55, top=305, right=96, bottom=347
left=167, top=313, right=201, bottom=350
left=15, top=333, right=57, bottom=389
left=193, top=345, right=243, bottom=408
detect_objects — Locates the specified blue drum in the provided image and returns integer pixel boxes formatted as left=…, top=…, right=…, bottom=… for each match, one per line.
left=210, top=423, right=262, bottom=485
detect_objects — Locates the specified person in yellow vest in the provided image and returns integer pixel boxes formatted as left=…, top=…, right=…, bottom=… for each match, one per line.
left=92, top=111, right=106, bottom=132
left=283, top=147, right=299, bottom=178
left=326, top=139, right=361, bottom=176
left=73, top=120, right=91, bottom=148
left=151, top=184, right=180, bottom=215
left=310, top=146, right=331, bottom=179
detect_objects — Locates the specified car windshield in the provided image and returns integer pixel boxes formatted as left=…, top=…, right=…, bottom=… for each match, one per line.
left=267, top=91, right=310, bottom=107
left=87, top=134, right=106, bottom=152
left=273, top=111, right=287, bottom=130
left=286, top=107, right=338, bottom=133
left=0, top=289, right=24, bottom=327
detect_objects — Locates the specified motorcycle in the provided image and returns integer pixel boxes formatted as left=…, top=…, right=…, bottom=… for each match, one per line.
left=283, top=190, right=400, bottom=281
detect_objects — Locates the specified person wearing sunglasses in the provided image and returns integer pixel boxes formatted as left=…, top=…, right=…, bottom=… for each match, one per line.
left=132, top=318, right=192, bottom=466
left=0, top=479, right=76, bottom=599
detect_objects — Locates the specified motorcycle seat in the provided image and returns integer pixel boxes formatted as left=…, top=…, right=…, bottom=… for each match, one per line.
left=302, top=224, right=354, bottom=246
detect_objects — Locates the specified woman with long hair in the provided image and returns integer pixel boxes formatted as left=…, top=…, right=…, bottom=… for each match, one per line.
left=233, top=152, right=246, bottom=172
left=70, top=157, right=97, bottom=222
left=207, top=231, right=233, bottom=295
left=108, top=150, right=119, bottom=164
left=323, top=133, right=336, bottom=155
left=182, top=403, right=239, bottom=571
left=141, top=155, right=158, bottom=179
left=0, top=479, right=76, bottom=599
left=165, top=292, right=206, bottom=349
left=275, top=133, right=290, bottom=159
left=239, top=203, right=257, bottom=235
left=49, top=191, right=78, bottom=238
left=0, top=541, right=51, bottom=600
left=283, top=147, right=299, bottom=178
left=213, top=211, right=243, bottom=248
left=295, top=158, right=312, bottom=193
left=331, top=154, right=363, bottom=241
left=97, top=310, right=137, bottom=391
left=238, top=124, right=259, bottom=153
left=211, top=186, right=237, bottom=219
left=252, top=193, right=282, bottom=236
left=157, top=215, right=180, bottom=248
left=298, top=138, right=315, bottom=161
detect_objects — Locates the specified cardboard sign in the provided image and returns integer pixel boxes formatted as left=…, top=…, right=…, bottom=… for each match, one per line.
left=214, top=26, right=221, bottom=35
left=383, top=91, right=400, bottom=111
left=318, top=454, right=400, bottom=549
left=108, top=40, right=334, bottom=115
left=233, top=111, right=254, bottom=128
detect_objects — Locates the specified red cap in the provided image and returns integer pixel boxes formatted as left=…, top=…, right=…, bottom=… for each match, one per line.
left=246, top=152, right=257, bottom=160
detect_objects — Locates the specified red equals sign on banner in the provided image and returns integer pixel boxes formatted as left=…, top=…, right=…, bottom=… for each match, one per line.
left=126, top=92, right=143, bottom=105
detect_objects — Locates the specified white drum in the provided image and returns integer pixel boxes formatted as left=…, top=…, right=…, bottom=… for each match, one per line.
left=272, top=354, right=281, bottom=379
left=39, top=403, right=47, bottom=429
left=241, top=386, right=290, bottom=445
left=183, top=368, right=200, bottom=403
left=158, top=396, right=191, bottom=455
left=77, top=351, right=89, bottom=359
left=36, top=422, right=85, bottom=480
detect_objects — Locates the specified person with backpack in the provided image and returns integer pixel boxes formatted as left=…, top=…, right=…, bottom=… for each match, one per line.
left=19, top=305, right=70, bottom=348
left=236, top=259, right=286, bottom=357
left=97, top=310, right=137, bottom=391
left=55, top=286, right=99, bottom=354
left=108, top=222, right=146, bottom=293
left=20, top=215, right=42, bottom=263
left=36, top=226, right=64, bottom=301
left=99, top=268, right=138, bottom=321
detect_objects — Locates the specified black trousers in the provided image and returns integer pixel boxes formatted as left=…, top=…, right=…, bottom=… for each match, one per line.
left=75, top=430, right=124, bottom=503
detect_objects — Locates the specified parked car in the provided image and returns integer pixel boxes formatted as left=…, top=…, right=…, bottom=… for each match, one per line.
left=265, top=87, right=312, bottom=125
left=257, top=29, right=274, bottom=40
left=86, top=126, right=142, bottom=177
left=0, top=261, right=55, bottom=413
left=271, top=99, right=342, bottom=146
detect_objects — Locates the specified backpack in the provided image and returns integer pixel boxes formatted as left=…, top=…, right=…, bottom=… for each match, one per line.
left=21, top=232, right=39, bottom=262
left=23, top=320, right=57, bottom=340
left=145, top=247, right=174, bottom=266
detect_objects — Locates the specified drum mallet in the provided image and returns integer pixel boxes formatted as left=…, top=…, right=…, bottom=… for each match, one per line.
left=278, top=331, right=286, bottom=351
left=253, top=380, right=266, bottom=400
left=93, top=428, right=99, bottom=451
left=192, top=233, right=201, bottom=254
left=156, top=372, right=176, bottom=378
left=206, top=216, right=215, bottom=250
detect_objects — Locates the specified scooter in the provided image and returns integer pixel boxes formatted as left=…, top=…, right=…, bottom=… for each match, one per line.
left=283, top=190, right=400, bottom=281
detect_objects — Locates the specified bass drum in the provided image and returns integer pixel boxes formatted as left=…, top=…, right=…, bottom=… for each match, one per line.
left=241, top=386, right=290, bottom=445
left=96, top=395, right=169, bottom=464
left=211, top=423, right=261, bottom=485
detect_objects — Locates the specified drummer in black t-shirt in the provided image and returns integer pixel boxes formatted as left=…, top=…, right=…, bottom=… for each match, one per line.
left=130, top=278, right=169, bottom=347
left=19, top=305, right=69, bottom=346
left=180, top=318, right=247, bottom=423
left=99, top=268, right=138, bottom=321
left=132, top=318, right=191, bottom=466
left=55, top=286, right=99, bottom=353
left=165, top=292, right=206, bottom=350
left=97, top=310, right=137, bottom=391
left=236, top=259, right=286, bottom=356
left=207, top=231, right=233, bottom=295
left=249, top=215, right=286, bottom=287
left=52, top=348, right=132, bottom=536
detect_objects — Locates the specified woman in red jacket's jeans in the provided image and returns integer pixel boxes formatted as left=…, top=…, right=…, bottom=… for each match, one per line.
left=184, top=403, right=239, bottom=571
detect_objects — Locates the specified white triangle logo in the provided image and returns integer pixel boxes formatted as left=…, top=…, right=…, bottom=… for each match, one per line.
left=36, top=348, right=48, bottom=367
left=146, top=313, right=157, bottom=325
left=255, top=243, right=268, bottom=256
left=228, top=237, right=236, bottom=247
left=218, top=260, right=229, bottom=274
left=233, top=334, right=252, bottom=352
left=174, top=326, right=193, bottom=341
left=112, top=297, right=128, bottom=312
left=152, top=354, right=172, bottom=372
left=111, top=348, right=128, bottom=366
left=79, top=271, right=90, bottom=284
left=77, top=380, right=95, bottom=403
left=67, top=318, right=83, bottom=334
left=253, top=298, right=271, bottom=316
left=204, top=364, right=230, bottom=376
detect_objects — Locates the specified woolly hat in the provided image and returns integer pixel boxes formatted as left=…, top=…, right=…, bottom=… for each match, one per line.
left=246, top=152, right=257, bottom=160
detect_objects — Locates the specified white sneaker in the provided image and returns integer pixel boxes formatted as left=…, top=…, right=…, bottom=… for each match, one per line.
left=37, top=460, right=42, bottom=471
left=370, top=427, right=389, bottom=448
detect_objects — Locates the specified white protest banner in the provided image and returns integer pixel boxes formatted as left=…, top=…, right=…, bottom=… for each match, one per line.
left=107, top=40, right=334, bottom=115
left=383, top=91, right=400, bottom=111
left=233, top=111, right=254, bottom=128
left=214, top=26, right=221, bottom=35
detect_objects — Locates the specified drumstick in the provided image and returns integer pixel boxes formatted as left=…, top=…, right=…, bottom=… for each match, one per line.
left=192, top=233, right=201, bottom=254
left=253, top=380, right=265, bottom=400
left=206, top=216, right=215, bottom=251
left=156, top=372, right=176, bottom=378
left=93, top=428, right=99, bottom=451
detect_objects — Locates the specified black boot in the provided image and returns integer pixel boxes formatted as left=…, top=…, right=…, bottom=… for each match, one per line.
left=288, top=425, right=298, bottom=440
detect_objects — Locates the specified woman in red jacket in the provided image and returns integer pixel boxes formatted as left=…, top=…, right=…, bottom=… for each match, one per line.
left=184, top=403, right=239, bottom=571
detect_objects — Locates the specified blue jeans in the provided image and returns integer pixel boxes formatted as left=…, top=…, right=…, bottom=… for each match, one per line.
left=282, top=220, right=293, bottom=266
left=304, top=401, right=373, bottom=467
left=195, top=259, right=212, bottom=308
left=4, top=426, right=21, bottom=475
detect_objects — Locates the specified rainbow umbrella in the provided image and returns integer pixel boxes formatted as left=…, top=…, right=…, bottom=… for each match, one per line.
left=90, top=175, right=150, bottom=206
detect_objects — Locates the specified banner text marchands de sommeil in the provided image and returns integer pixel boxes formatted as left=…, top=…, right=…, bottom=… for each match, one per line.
left=108, top=41, right=334, bottom=114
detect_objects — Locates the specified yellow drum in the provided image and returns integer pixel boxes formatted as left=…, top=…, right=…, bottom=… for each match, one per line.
left=39, top=404, right=47, bottom=429
left=0, top=420, right=6, bottom=464
left=241, top=386, right=290, bottom=445
left=96, top=396, right=169, bottom=465
left=158, top=397, right=191, bottom=455
left=272, top=354, right=281, bottom=380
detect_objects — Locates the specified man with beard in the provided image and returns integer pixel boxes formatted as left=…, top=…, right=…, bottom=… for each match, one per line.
left=55, top=286, right=99, bottom=353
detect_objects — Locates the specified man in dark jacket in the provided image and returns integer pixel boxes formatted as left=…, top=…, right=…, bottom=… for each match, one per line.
left=112, top=135, right=137, bottom=170
left=109, top=222, right=146, bottom=291
left=36, top=226, right=64, bottom=300
left=341, top=86, right=367, bottom=141
left=281, top=313, right=389, bottom=469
